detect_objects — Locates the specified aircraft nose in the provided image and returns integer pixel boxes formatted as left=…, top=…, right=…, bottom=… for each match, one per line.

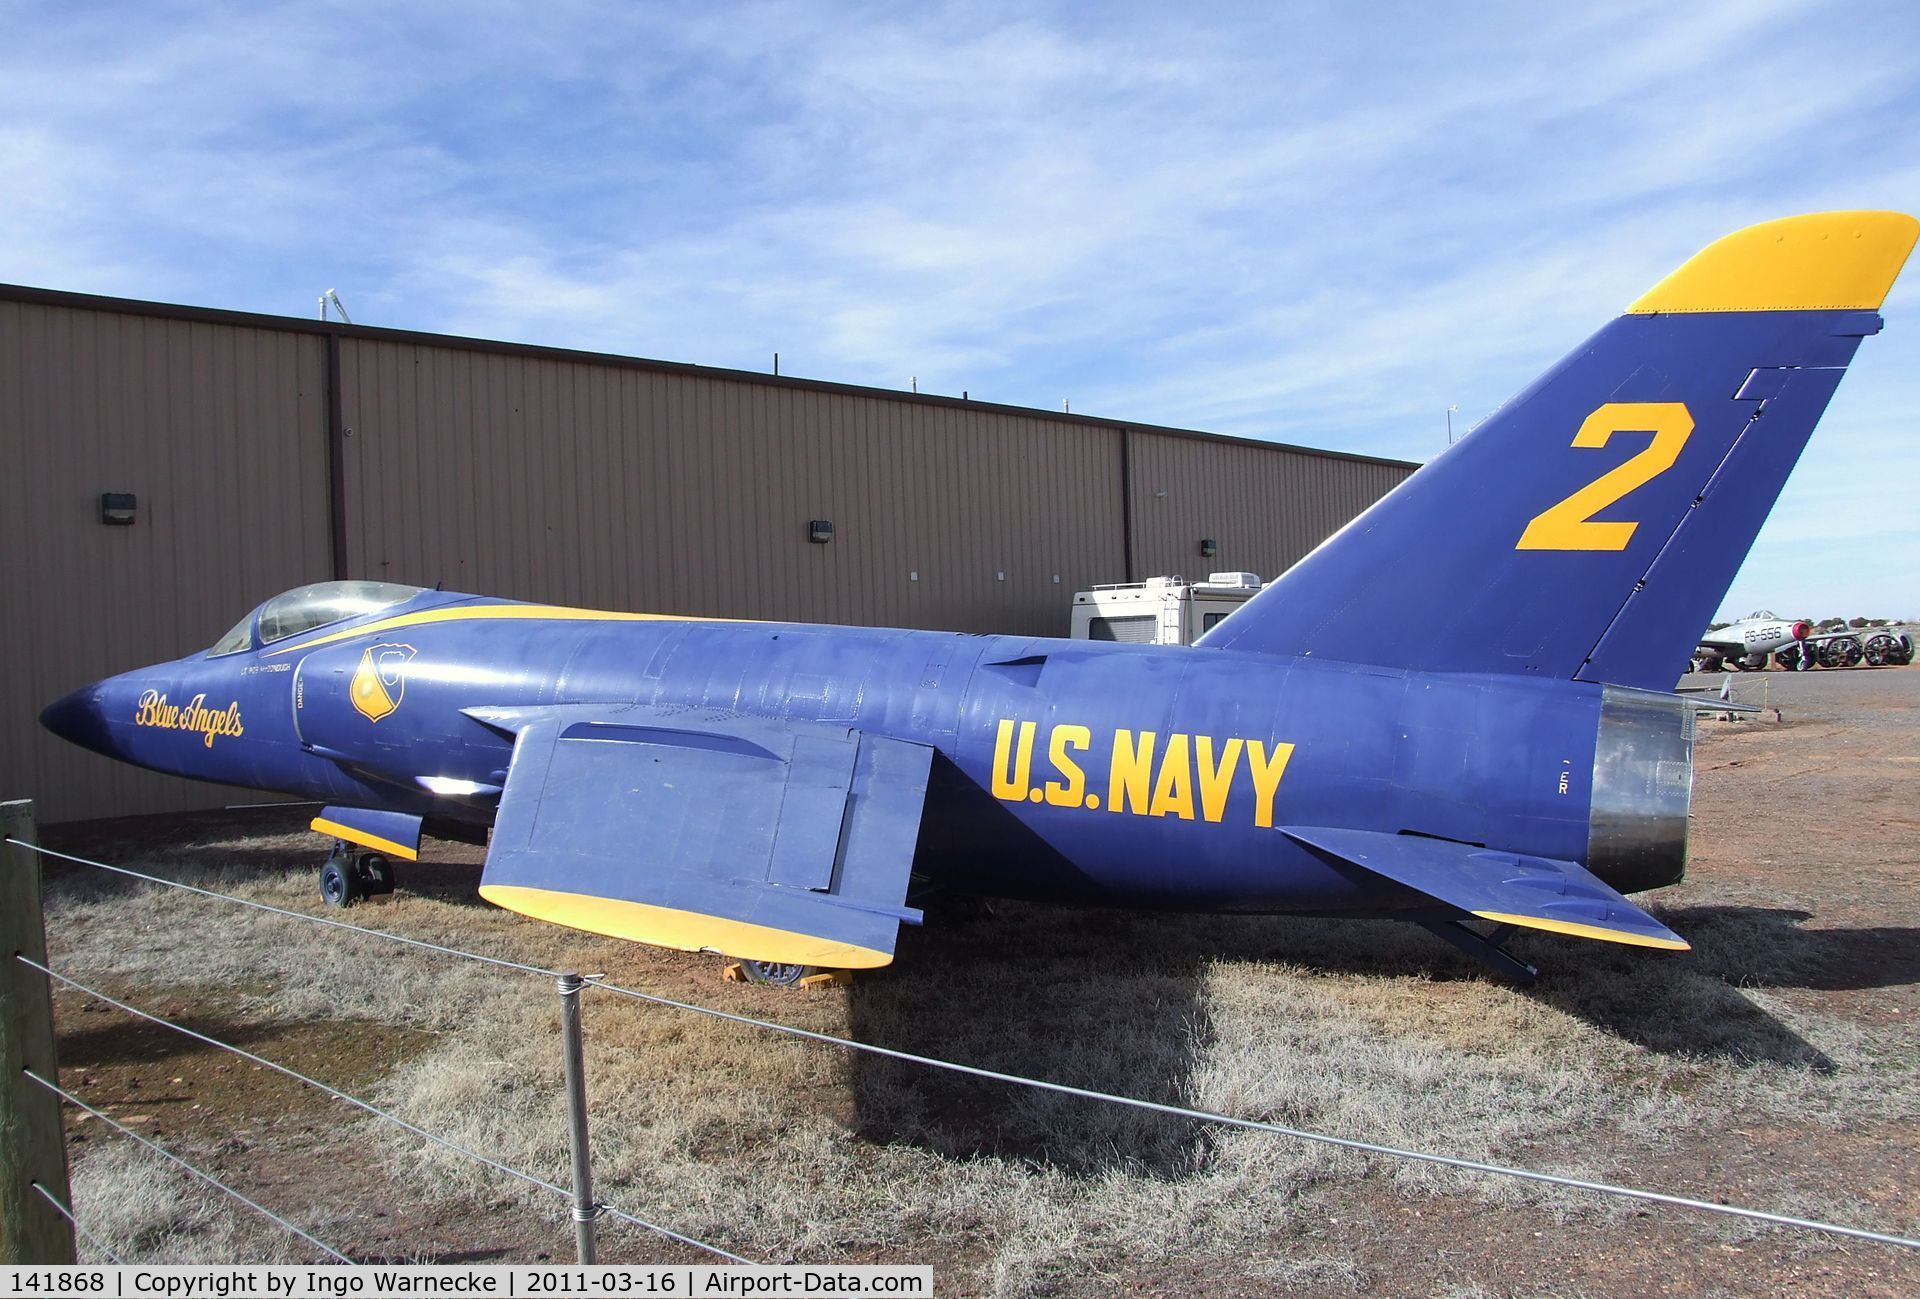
left=40, top=683, right=115, bottom=756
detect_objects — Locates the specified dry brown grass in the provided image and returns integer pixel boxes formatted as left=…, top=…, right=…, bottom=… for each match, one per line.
left=67, top=1143, right=313, bottom=1264
left=42, top=854, right=1914, bottom=1294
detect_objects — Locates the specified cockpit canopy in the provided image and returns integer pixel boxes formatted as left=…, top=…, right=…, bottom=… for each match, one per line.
left=210, top=581, right=425, bottom=655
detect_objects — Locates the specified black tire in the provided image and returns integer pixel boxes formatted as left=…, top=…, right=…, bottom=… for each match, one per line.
left=320, top=857, right=364, bottom=907
left=737, top=960, right=819, bottom=987
left=1819, top=637, right=1863, bottom=669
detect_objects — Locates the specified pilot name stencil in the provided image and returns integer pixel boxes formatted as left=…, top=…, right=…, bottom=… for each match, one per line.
left=991, top=718, right=1295, bottom=826
left=133, top=690, right=245, bottom=748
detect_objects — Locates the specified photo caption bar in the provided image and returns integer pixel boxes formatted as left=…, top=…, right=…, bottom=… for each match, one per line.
left=1, top=1267, right=934, bottom=1298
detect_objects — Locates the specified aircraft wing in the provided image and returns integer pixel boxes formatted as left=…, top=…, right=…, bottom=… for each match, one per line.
left=1280, top=826, right=1689, bottom=950
left=470, top=705, right=932, bottom=968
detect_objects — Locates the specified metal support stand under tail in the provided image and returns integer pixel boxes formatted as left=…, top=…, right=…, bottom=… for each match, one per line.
left=1419, top=920, right=1539, bottom=985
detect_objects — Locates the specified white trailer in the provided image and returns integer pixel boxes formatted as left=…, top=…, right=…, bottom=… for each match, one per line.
left=1069, top=573, right=1265, bottom=646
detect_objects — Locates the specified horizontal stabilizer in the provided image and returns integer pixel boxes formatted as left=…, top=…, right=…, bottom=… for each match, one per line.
left=1281, top=825, right=1688, bottom=950
left=478, top=705, right=933, bottom=967
left=312, top=806, right=422, bottom=861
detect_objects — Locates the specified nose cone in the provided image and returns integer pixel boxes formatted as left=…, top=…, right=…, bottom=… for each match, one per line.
left=41, top=684, right=115, bottom=756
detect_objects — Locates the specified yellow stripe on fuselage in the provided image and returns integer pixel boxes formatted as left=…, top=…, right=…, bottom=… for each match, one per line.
left=266, top=602, right=736, bottom=656
left=311, top=816, right=419, bottom=862
left=478, top=883, right=892, bottom=969
left=1472, top=910, right=1690, bottom=951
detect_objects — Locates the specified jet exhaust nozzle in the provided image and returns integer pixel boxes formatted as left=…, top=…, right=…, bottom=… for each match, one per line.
left=1586, top=687, right=1695, bottom=894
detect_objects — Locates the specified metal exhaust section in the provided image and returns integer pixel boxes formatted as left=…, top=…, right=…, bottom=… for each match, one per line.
left=1586, top=686, right=1695, bottom=894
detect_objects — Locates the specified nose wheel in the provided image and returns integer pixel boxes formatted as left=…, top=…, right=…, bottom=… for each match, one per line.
left=319, top=843, right=395, bottom=907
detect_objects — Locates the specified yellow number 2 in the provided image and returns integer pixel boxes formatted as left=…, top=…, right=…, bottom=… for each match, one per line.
left=1516, top=402, right=1694, bottom=551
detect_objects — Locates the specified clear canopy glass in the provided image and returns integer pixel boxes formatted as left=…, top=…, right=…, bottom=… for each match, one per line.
left=210, top=580, right=425, bottom=652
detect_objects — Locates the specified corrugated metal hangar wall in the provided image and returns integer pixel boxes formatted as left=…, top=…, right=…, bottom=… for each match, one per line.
left=0, top=284, right=1415, bottom=823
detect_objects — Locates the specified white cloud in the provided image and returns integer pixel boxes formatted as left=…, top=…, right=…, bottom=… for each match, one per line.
left=1, top=0, right=1916, bottom=614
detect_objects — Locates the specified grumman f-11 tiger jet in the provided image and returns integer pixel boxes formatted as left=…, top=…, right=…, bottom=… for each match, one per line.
left=41, top=212, right=1918, bottom=983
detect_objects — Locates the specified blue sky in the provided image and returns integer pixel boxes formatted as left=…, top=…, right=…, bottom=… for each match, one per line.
left=3, top=0, right=1916, bottom=620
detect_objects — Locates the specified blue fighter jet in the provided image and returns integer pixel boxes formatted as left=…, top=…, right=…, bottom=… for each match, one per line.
left=40, top=212, right=1918, bottom=982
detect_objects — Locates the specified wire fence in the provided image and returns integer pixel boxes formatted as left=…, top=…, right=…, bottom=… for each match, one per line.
left=30, top=1181, right=123, bottom=1266
left=15, top=954, right=753, bottom=1266
left=24, top=1067, right=356, bottom=1262
left=10, top=833, right=1920, bottom=1266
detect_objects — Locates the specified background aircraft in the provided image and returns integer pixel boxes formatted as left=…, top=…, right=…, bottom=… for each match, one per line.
left=40, top=212, right=1918, bottom=983
left=1692, top=612, right=1914, bottom=672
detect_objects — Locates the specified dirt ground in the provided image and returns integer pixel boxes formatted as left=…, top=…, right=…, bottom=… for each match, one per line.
left=28, top=665, right=1920, bottom=1296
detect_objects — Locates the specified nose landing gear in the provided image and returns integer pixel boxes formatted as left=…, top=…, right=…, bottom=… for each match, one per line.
left=319, top=842, right=396, bottom=907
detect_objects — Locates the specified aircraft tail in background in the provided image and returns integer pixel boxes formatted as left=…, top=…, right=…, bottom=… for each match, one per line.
left=1199, top=212, right=1919, bottom=691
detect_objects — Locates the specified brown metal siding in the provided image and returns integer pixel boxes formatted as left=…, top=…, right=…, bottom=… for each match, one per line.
left=0, top=301, right=331, bottom=822
left=338, top=340, right=1128, bottom=635
left=2, top=284, right=1412, bottom=822
left=1125, top=429, right=1413, bottom=582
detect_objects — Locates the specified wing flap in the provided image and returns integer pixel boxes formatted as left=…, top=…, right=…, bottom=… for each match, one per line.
left=312, top=806, right=423, bottom=861
left=1281, top=825, right=1689, bottom=951
left=479, top=706, right=931, bottom=967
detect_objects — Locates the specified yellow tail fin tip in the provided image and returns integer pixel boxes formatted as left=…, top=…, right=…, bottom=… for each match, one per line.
left=1627, top=211, right=1919, bottom=315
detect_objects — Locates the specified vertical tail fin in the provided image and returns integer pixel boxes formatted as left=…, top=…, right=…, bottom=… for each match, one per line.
left=1200, top=212, right=1918, bottom=690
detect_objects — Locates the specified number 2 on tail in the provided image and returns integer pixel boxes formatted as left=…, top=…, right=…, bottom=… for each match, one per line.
left=1516, top=402, right=1694, bottom=551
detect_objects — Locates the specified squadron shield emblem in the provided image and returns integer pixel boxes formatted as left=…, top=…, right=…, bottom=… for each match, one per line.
left=350, top=643, right=418, bottom=722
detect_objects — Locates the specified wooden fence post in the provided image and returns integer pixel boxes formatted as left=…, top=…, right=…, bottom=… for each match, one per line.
left=1, top=800, right=76, bottom=1263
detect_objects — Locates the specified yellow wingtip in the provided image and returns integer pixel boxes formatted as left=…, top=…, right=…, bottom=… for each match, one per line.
left=1473, top=910, right=1691, bottom=952
left=478, top=883, right=892, bottom=968
left=1626, top=210, right=1919, bottom=315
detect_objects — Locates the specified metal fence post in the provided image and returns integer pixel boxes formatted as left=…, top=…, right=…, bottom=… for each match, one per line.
left=1, top=800, right=76, bottom=1264
left=556, top=973, right=599, bottom=1264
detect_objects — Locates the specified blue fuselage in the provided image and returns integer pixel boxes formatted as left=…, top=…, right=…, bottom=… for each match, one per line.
left=52, top=593, right=1620, bottom=921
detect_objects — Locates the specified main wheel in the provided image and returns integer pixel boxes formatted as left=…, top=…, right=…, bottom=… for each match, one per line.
left=736, top=960, right=819, bottom=987
left=320, top=855, right=365, bottom=907
left=1819, top=637, right=1862, bottom=668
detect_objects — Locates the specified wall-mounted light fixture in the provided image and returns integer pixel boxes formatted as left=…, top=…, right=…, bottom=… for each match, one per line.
left=1199, top=537, right=1218, bottom=558
left=809, top=520, right=834, bottom=544
left=100, top=493, right=137, bottom=526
